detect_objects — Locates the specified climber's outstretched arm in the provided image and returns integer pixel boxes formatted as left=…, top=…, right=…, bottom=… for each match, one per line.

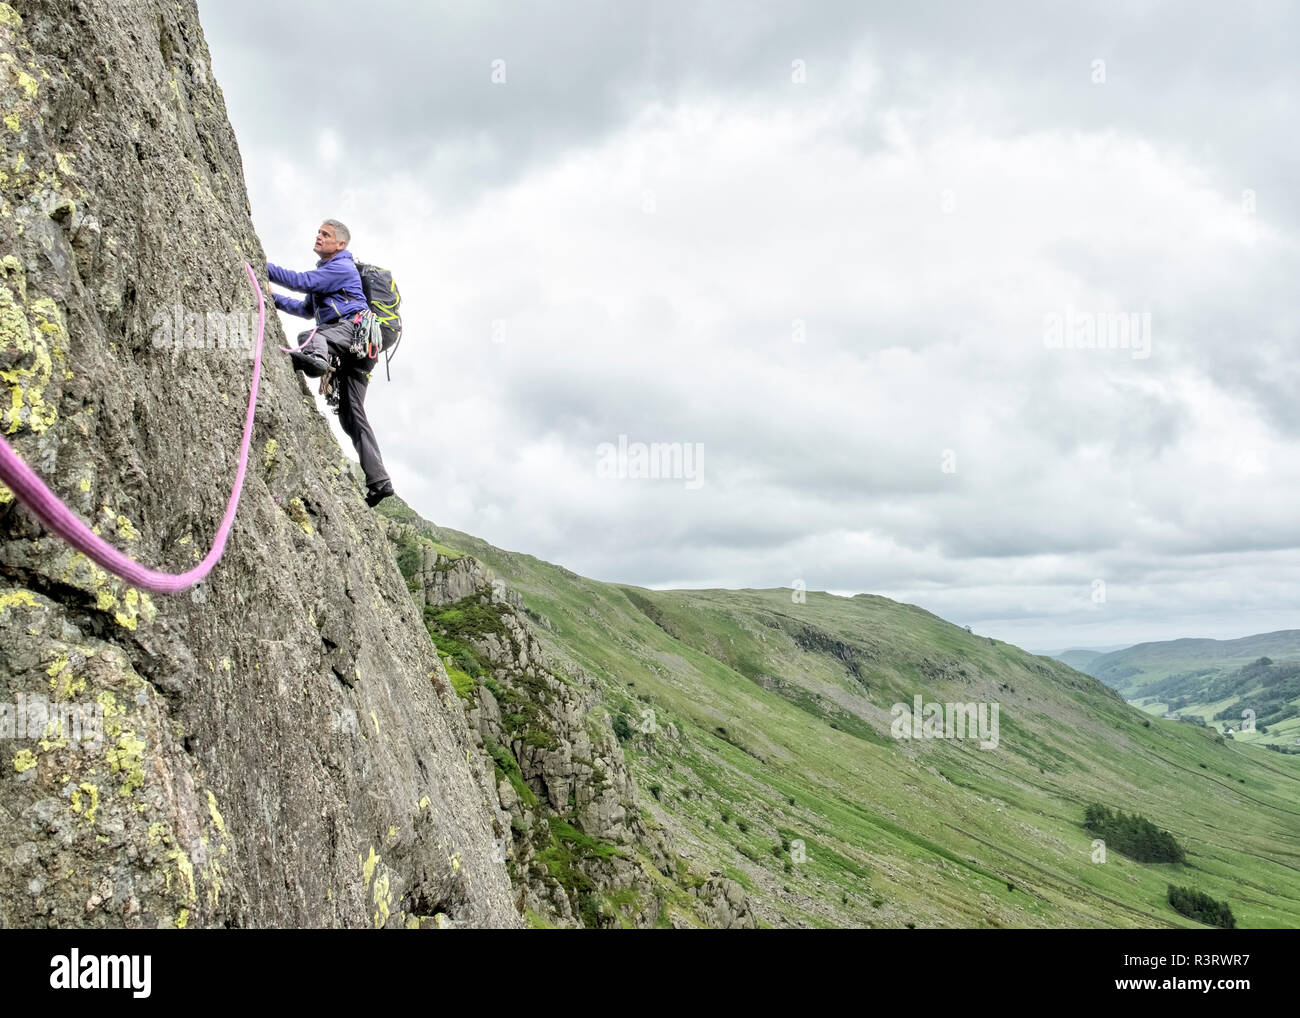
left=273, top=291, right=312, bottom=317
left=268, top=259, right=352, bottom=295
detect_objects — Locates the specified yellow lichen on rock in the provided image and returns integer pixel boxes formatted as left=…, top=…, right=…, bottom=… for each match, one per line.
left=0, top=588, right=38, bottom=611
left=57, top=553, right=155, bottom=632
left=372, top=868, right=391, bottom=927
left=70, top=782, right=99, bottom=824
left=45, top=650, right=86, bottom=701
left=206, top=790, right=226, bottom=836
left=0, top=273, right=66, bottom=436
left=165, top=847, right=197, bottom=906
left=96, top=689, right=123, bottom=724
left=106, top=730, right=146, bottom=797
left=360, top=845, right=395, bottom=928
left=13, top=67, right=36, bottom=99
left=286, top=496, right=313, bottom=536
left=50, top=667, right=85, bottom=700
left=109, top=586, right=156, bottom=632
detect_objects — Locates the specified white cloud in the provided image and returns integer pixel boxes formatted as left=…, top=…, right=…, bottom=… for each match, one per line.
left=317, top=129, right=340, bottom=165
left=224, top=8, right=1300, bottom=651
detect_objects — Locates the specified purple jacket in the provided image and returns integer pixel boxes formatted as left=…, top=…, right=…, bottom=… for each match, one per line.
left=268, top=249, right=368, bottom=324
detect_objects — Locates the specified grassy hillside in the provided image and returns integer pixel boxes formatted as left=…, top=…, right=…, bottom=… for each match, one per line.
left=379, top=499, right=1300, bottom=929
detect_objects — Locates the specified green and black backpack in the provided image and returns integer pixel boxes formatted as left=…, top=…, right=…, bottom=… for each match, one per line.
left=354, top=260, right=402, bottom=378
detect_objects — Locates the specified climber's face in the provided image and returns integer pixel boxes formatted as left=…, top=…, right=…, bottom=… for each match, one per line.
left=314, top=223, right=345, bottom=259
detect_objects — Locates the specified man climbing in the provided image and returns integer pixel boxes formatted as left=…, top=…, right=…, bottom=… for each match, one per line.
left=268, top=219, right=396, bottom=508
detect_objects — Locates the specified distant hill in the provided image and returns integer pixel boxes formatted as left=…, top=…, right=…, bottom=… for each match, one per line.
left=1079, top=631, right=1300, bottom=749
left=1053, top=648, right=1104, bottom=672
left=1087, top=631, right=1300, bottom=695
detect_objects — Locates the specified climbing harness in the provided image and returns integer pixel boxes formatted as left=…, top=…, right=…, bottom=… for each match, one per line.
left=0, top=263, right=266, bottom=595
left=346, top=309, right=380, bottom=360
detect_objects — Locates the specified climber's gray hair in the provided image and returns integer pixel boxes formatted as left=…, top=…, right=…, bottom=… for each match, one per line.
left=321, top=218, right=350, bottom=245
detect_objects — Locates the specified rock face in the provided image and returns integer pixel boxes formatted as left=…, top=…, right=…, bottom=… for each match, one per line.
left=0, top=0, right=517, bottom=927
left=382, top=515, right=756, bottom=929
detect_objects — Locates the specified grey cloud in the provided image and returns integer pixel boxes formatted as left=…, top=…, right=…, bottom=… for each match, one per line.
left=207, top=1, right=1294, bottom=209
left=203, top=0, right=1300, bottom=651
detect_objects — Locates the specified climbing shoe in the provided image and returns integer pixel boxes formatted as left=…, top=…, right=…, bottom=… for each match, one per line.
left=291, top=348, right=331, bottom=378
left=365, top=482, right=395, bottom=508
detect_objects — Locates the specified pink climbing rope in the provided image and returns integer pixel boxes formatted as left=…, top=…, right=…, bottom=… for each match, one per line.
left=0, top=262, right=266, bottom=594
left=280, top=325, right=316, bottom=353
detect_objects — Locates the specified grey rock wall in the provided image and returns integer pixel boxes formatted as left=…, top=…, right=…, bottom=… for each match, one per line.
left=0, top=0, right=518, bottom=928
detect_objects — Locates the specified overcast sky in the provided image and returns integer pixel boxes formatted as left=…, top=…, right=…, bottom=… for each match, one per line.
left=199, top=0, right=1300, bottom=653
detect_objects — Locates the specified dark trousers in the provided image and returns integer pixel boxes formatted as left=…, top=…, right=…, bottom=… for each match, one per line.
left=337, top=359, right=389, bottom=490
left=314, top=318, right=389, bottom=491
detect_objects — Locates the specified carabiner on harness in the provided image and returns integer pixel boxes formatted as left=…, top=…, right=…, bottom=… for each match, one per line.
left=347, top=310, right=380, bottom=361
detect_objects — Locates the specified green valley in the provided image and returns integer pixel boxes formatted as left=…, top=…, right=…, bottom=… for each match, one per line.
left=379, top=498, right=1300, bottom=929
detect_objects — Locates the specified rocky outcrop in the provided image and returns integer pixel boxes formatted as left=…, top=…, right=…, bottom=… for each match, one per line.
left=0, top=0, right=517, bottom=927
left=382, top=516, right=756, bottom=929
